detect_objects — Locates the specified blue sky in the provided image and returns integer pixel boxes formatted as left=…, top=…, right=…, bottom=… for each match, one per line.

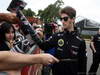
left=0, top=0, right=100, bottom=23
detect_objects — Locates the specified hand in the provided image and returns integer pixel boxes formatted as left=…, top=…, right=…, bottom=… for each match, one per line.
left=0, top=13, right=16, bottom=23
left=93, top=50, right=96, bottom=53
left=37, top=53, right=59, bottom=65
left=35, top=28, right=44, bottom=39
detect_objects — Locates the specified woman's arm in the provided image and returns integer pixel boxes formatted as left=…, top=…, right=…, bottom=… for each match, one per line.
left=0, top=51, right=59, bottom=71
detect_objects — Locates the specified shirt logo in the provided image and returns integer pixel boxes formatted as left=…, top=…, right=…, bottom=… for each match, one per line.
left=58, top=39, right=64, bottom=47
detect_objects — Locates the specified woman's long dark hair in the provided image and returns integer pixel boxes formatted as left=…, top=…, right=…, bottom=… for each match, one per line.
left=0, top=22, right=16, bottom=43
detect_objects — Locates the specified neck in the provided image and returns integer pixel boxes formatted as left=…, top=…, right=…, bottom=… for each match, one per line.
left=65, top=24, right=74, bottom=32
left=67, top=27, right=74, bottom=32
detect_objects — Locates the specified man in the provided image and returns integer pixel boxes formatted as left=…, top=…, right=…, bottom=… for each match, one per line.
left=89, top=29, right=100, bottom=75
left=0, top=51, right=59, bottom=71
left=33, top=6, right=87, bottom=75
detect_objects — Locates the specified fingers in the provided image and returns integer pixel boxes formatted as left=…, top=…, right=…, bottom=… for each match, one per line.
left=42, top=54, right=59, bottom=65
left=50, top=55, right=59, bottom=63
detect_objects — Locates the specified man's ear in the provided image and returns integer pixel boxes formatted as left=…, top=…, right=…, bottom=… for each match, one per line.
left=71, top=17, right=75, bottom=23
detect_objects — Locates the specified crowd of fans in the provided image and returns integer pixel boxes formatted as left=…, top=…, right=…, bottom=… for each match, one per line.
left=0, top=6, right=100, bottom=75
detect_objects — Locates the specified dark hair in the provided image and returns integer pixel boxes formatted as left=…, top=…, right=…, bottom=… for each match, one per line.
left=0, top=22, right=16, bottom=42
left=59, top=6, right=76, bottom=18
left=44, top=23, right=53, bottom=35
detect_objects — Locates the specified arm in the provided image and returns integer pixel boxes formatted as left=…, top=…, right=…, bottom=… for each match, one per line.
left=0, top=51, right=59, bottom=71
left=78, top=40, right=87, bottom=57
left=0, top=13, right=17, bottom=23
left=90, top=41, right=96, bottom=53
left=90, top=36, right=96, bottom=53
left=16, top=11, right=56, bottom=50
left=78, top=40, right=87, bottom=73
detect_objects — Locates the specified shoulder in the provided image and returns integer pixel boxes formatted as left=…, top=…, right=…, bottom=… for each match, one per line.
left=75, top=35, right=85, bottom=42
left=53, top=32, right=64, bottom=37
left=91, top=34, right=99, bottom=40
left=93, top=34, right=99, bottom=37
left=0, top=42, right=10, bottom=50
left=47, top=32, right=63, bottom=41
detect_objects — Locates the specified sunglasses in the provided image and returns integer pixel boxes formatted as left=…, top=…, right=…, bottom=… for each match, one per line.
left=60, top=16, right=69, bottom=21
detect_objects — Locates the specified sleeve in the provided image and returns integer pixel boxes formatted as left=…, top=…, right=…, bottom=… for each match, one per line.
left=11, top=36, right=37, bottom=54
left=78, top=40, right=86, bottom=57
left=38, top=35, right=57, bottom=51
left=78, top=40, right=87, bottom=73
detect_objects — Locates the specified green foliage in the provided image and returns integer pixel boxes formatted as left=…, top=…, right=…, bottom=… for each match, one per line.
left=37, top=0, right=64, bottom=23
left=22, top=8, right=36, bottom=17
left=37, top=10, right=43, bottom=17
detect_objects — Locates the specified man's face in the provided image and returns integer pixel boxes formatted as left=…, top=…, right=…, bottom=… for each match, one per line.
left=60, top=13, right=74, bottom=30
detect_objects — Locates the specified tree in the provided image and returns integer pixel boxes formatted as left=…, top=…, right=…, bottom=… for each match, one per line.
left=22, top=8, right=36, bottom=17
left=37, top=0, right=64, bottom=23
left=37, top=10, right=43, bottom=17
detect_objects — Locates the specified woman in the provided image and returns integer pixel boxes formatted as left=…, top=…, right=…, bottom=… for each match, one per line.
left=0, top=22, right=15, bottom=50
left=0, top=22, right=20, bottom=75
